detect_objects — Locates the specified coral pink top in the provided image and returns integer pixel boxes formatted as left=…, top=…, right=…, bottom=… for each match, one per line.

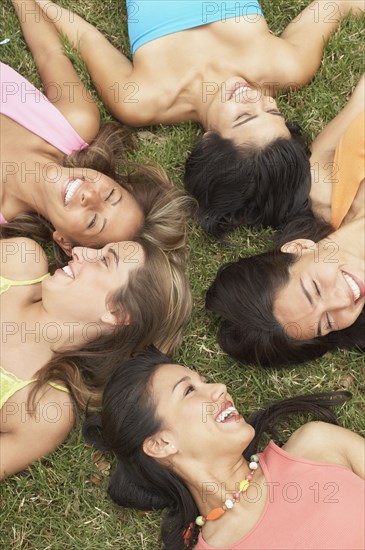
left=194, top=441, right=365, bottom=549
left=0, top=63, right=88, bottom=224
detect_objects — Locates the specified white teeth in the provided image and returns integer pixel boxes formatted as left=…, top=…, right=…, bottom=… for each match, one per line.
left=64, top=178, right=84, bottom=205
left=62, top=265, right=74, bottom=278
left=216, top=406, right=238, bottom=423
left=232, top=85, right=251, bottom=100
left=343, top=273, right=360, bottom=301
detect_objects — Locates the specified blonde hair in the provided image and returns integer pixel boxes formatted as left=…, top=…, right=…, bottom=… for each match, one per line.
left=2, top=121, right=195, bottom=261
left=28, top=237, right=192, bottom=410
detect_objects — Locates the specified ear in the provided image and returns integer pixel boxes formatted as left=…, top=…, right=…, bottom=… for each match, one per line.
left=53, top=230, right=73, bottom=256
left=101, top=308, right=132, bottom=327
left=143, top=433, right=177, bottom=459
left=281, top=239, right=316, bottom=256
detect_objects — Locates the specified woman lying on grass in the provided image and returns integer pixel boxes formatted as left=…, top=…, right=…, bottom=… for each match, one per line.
left=35, top=0, right=364, bottom=238
left=2, top=0, right=191, bottom=263
left=0, top=238, right=191, bottom=479
left=83, top=348, right=365, bottom=550
left=206, top=76, right=365, bottom=367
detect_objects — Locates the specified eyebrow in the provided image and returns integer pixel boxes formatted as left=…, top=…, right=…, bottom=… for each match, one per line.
left=233, top=114, right=258, bottom=128
left=98, top=194, right=123, bottom=234
left=172, top=376, right=190, bottom=393
left=300, top=278, right=313, bottom=306
left=233, top=110, right=285, bottom=129
left=300, top=278, right=322, bottom=337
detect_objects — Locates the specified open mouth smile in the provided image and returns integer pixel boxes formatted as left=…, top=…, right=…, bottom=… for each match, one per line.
left=342, top=270, right=364, bottom=303
left=61, top=264, right=75, bottom=279
left=216, top=402, right=241, bottom=423
left=228, top=82, right=252, bottom=101
left=64, top=178, right=84, bottom=206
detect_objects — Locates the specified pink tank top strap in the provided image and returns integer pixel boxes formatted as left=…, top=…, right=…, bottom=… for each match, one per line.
left=0, top=62, right=88, bottom=155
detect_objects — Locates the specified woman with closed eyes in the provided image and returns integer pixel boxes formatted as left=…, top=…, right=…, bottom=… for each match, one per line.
left=206, top=77, right=365, bottom=367
left=2, top=0, right=191, bottom=263
left=34, top=0, right=364, bottom=238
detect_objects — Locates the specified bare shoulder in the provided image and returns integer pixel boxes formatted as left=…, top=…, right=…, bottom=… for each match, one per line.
left=104, top=64, right=178, bottom=126
left=0, top=238, right=48, bottom=280
left=14, top=382, right=74, bottom=447
left=34, top=384, right=75, bottom=437
left=0, top=384, right=74, bottom=479
left=283, top=422, right=365, bottom=473
left=285, top=421, right=340, bottom=446
left=110, top=85, right=166, bottom=126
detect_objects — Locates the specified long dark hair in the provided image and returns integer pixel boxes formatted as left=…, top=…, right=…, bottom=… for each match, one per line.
left=206, top=215, right=365, bottom=367
left=184, top=121, right=311, bottom=239
left=83, top=349, right=351, bottom=549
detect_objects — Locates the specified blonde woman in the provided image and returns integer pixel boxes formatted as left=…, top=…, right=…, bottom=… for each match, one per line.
left=0, top=235, right=191, bottom=479
left=2, top=0, right=191, bottom=262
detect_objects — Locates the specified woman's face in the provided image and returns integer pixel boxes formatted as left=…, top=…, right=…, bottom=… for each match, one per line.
left=42, top=241, right=145, bottom=327
left=273, top=240, right=365, bottom=340
left=205, top=77, right=290, bottom=145
left=149, top=363, right=254, bottom=458
left=44, top=166, right=144, bottom=252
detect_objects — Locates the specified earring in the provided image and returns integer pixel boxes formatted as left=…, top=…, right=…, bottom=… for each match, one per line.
left=171, top=444, right=176, bottom=449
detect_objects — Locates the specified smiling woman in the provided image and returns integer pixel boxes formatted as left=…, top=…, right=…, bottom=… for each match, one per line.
left=206, top=79, right=365, bottom=367
left=273, top=236, right=365, bottom=340
left=206, top=215, right=365, bottom=367
left=1, top=2, right=192, bottom=263
left=0, top=236, right=192, bottom=479
left=37, top=0, right=364, bottom=239
left=83, top=348, right=365, bottom=550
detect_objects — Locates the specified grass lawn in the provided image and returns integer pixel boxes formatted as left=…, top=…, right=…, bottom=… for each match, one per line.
left=1, top=1, right=364, bottom=548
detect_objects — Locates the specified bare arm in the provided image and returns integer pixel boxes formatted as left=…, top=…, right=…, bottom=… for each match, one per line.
left=35, top=1, right=145, bottom=125
left=0, top=386, right=74, bottom=480
left=309, top=75, right=364, bottom=217
left=0, top=238, right=48, bottom=280
left=311, top=74, right=365, bottom=155
left=12, top=0, right=100, bottom=142
left=279, top=1, right=365, bottom=88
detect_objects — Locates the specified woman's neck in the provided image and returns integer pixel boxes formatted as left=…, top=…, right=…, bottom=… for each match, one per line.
left=2, top=153, right=61, bottom=221
left=179, top=453, right=252, bottom=514
left=327, top=216, right=365, bottom=262
left=8, top=300, right=90, bottom=368
left=180, top=453, right=266, bottom=547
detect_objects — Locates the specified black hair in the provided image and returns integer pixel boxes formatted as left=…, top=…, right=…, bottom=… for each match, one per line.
left=83, top=348, right=351, bottom=549
left=206, top=215, right=365, bottom=367
left=184, top=121, right=311, bottom=239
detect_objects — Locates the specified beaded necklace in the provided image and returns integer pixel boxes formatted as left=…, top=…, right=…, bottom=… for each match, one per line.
left=183, top=454, right=260, bottom=547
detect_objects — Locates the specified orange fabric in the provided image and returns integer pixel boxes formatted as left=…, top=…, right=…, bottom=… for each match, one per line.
left=331, top=112, right=365, bottom=229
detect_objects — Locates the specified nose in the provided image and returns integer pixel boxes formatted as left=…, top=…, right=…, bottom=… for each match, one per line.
left=210, top=383, right=227, bottom=402
left=262, top=93, right=277, bottom=107
left=80, top=185, right=100, bottom=208
left=71, top=246, right=99, bottom=264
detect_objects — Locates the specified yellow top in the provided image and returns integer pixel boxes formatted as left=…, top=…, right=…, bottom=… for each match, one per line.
left=0, top=366, right=68, bottom=409
left=0, top=272, right=68, bottom=408
left=0, top=272, right=50, bottom=295
left=331, top=112, right=365, bottom=229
